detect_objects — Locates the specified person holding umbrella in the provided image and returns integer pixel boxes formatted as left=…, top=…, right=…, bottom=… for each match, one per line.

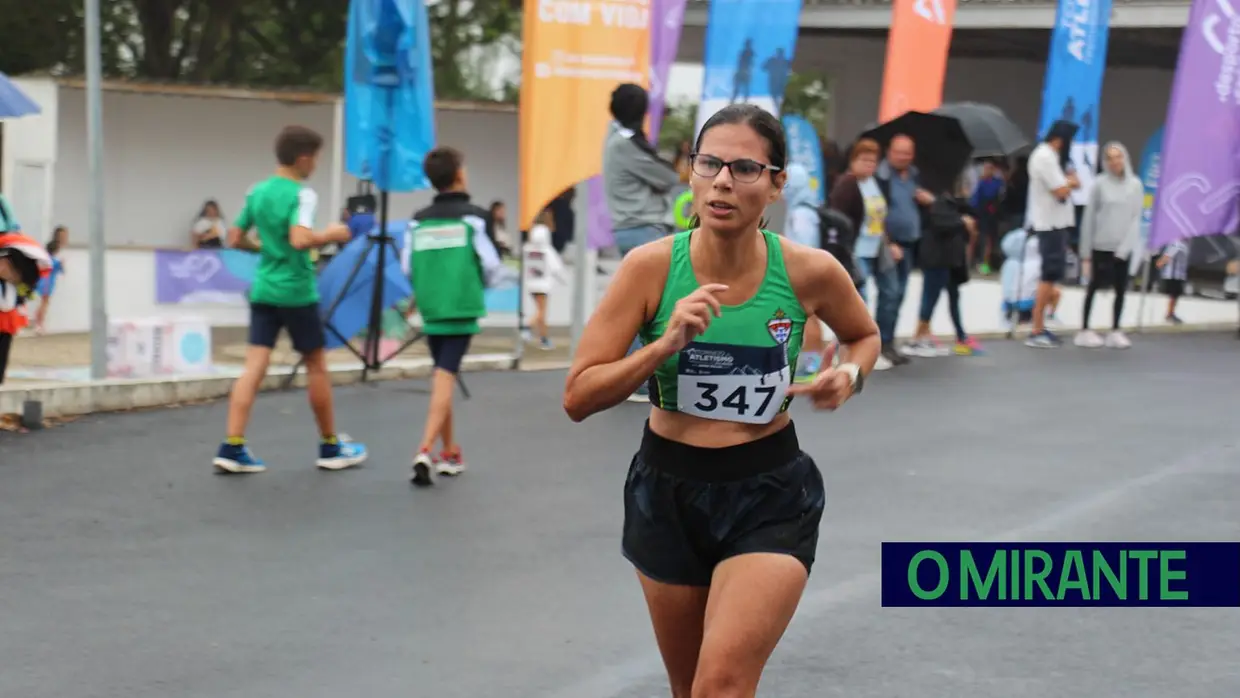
left=1024, top=120, right=1080, bottom=348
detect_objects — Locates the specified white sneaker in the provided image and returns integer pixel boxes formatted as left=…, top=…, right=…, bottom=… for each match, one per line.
left=873, top=354, right=894, bottom=371
left=1105, top=331, right=1132, bottom=349
left=1074, top=330, right=1105, bottom=348
left=411, top=451, right=435, bottom=487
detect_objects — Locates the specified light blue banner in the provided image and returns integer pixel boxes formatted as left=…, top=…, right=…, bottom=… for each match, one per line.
left=1135, top=125, right=1163, bottom=262
left=696, top=0, right=803, bottom=133
left=1036, top=0, right=1113, bottom=204
left=344, top=0, right=436, bottom=192
left=782, top=115, right=825, bottom=206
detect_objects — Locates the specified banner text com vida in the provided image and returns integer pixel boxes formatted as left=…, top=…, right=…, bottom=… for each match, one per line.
left=538, top=0, right=651, bottom=30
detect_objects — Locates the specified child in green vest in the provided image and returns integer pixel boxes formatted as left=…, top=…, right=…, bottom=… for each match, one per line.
left=213, top=125, right=366, bottom=474
left=406, top=146, right=503, bottom=486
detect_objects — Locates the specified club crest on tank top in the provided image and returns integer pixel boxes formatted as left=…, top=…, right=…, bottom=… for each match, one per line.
left=640, top=231, right=806, bottom=425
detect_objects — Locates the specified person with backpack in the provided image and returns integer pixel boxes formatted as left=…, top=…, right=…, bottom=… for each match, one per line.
left=785, top=163, right=858, bottom=380
left=828, top=138, right=896, bottom=370
left=904, top=180, right=984, bottom=357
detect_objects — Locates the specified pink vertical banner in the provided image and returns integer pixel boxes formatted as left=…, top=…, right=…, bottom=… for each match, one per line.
left=587, top=0, right=687, bottom=249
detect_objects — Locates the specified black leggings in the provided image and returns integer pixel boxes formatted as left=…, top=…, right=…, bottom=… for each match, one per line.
left=1083, top=250, right=1129, bottom=331
left=0, top=331, right=12, bottom=384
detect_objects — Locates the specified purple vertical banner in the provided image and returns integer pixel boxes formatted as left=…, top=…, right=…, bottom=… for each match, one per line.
left=587, top=0, right=688, bottom=250
left=1147, top=0, right=1240, bottom=250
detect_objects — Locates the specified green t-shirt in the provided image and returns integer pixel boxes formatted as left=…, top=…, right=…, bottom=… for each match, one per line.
left=235, top=175, right=319, bottom=307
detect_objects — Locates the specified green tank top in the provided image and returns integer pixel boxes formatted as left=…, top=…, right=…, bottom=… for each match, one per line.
left=639, top=230, right=806, bottom=424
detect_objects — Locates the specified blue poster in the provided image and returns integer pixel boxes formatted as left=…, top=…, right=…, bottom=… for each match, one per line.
left=1036, top=0, right=1113, bottom=205
left=344, top=0, right=436, bottom=192
left=696, top=0, right=804, bottom=134
left=1135, top=125, right=1163, bottom=263
left=782, top=115, right=825, bottom=206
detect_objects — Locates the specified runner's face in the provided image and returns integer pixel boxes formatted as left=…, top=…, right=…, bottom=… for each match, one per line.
left=691, top=123, right=783, bottom=236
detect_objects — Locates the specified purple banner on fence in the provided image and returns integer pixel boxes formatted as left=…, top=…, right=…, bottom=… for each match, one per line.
left=587, top=0, right=688, bottom=250
left=154, top=249, right=259, bottom=305
left=1148, top=0, right=1240, bottom=250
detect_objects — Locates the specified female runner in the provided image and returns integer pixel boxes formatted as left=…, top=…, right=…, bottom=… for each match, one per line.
left=563, top=104, right=880, bottom=697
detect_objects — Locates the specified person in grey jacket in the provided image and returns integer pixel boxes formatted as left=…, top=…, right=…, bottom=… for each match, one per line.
left=601, top=83, right=680, bottom=402
left=1075, top=141, right=1144, bottom=349
left=602, top=83, right=679, bottom=256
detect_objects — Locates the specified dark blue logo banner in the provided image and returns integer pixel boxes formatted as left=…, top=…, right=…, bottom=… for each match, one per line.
left=881, top=542, right=1240, bottom=607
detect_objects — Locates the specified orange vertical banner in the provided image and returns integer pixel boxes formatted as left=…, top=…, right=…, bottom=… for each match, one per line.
left=518, top=0, right=652, bottom=230
left=878, top=0, right=957, bottom=122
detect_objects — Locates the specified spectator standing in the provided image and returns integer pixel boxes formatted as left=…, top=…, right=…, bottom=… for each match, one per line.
left=1156, top=240, right=1189, bottom=325
left=192, top=200, right=227, bottom=249
left=829, top=138, right=895, bottom=370
left=970, top=159, right=1005, bottom=273
left=33, top=226, right=69, bottom=333
left=1024, top=121, right=1081, bottom=348
left=876, top=134, right=935, bottom=365
left=601, top=82, right=680, bottom=402
left=1075, top=142, right=1143, bottom=349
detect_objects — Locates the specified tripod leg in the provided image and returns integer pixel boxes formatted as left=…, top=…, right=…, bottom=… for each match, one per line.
left=282, top=357, right=306, bottom=390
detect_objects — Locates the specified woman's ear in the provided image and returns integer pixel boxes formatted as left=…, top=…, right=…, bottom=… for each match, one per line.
left=770, top=171, right=787, bottom=204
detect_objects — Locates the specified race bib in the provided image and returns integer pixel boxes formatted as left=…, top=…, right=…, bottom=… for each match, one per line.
left=677, top=342, right=790, bottom=425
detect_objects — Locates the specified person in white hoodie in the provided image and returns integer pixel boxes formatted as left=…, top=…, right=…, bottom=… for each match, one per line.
left=1075, top=142, right=1144, bottom=349
left=522, top=208, right=568, bottom=350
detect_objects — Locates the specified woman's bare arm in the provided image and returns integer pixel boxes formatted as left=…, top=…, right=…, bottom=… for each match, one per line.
left=563, top=241, right=672, bottom=422
left=786, top=242, right=880, bottom=374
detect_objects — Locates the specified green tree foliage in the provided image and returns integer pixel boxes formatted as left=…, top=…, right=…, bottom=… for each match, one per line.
left=0, top=0, right=521, bottom=100
left=780, top=71, right=832, bottom=136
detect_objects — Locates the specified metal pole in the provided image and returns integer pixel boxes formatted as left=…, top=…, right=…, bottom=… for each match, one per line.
left=85, top=0, right=108, bottom=379
left=1136, top=254, right=1152, bottom=333
left=569, top=181, right=590, bottom=357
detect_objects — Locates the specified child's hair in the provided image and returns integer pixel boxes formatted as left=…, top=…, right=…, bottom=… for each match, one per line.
left=47, top=226, right=67, bottom=255
left=274, top=125, right=324, bottom=167
left=423, top=146, right=464, bottom=192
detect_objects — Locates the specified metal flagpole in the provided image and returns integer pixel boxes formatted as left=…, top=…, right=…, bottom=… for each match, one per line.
left=569, top=181, right=592, bottom=356
left=85, top=0, right=108, bottom=379
left=1136, top=254, right=1152, bottom=332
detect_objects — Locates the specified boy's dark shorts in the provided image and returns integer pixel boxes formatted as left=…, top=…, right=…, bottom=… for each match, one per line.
left=622, top=421, right=826, bottom=587
left=1036, top=228, right=1072, bottom=282
left=1162, top=279, right=1186, bottom=299
left=428, top=334, right=472, bottom=374
left=249, top=303, right=325, bottom=354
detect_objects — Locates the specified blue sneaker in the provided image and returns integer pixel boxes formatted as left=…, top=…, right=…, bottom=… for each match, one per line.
left=1025, top=329, right=1063, bottom=349
left=317, top=436, right=368, bottom=471
left=214, top=443, right=267, bottom=474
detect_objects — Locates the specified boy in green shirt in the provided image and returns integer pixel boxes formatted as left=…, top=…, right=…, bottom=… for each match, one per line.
left=213, top=125, right=368, bottom=474
left=405, top=146, right=502, bottom=486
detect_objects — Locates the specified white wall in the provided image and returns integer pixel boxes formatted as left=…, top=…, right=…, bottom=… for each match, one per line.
left=3, top=78, right=60, bottom=239
left=46, top=86, right=519, bottom=249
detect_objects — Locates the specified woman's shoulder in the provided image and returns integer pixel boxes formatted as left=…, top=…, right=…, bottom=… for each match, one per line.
left=616, top=234, right=675, bottom=276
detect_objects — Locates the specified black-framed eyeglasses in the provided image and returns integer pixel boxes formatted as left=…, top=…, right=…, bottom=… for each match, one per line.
left=690, top=154, right=781, bottom=184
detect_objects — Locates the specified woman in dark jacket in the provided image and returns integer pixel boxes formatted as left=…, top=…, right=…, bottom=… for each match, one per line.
left=904, top=181, right=983, bottom=357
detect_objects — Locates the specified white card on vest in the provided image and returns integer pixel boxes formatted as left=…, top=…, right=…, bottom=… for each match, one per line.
left=677, top=342, right=790, bottom=425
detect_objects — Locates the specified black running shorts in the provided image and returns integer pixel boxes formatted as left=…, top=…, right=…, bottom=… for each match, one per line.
left=621, top=421, right=826, bottom=587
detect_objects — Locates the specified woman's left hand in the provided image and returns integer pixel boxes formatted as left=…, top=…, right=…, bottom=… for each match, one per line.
left=788, top=344, right=855, bottom=411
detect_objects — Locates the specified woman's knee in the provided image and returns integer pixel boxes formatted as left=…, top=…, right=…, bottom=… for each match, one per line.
left=691, top=661, right=752, bottom=698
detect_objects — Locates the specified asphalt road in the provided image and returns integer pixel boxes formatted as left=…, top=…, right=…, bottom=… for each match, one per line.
left=2, top=333, right=1238, bottom=698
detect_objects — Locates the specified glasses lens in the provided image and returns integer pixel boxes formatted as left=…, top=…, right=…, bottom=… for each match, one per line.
left=693, top=155, right=723, bottom=178
left=729, top=159, right=765, bottom=183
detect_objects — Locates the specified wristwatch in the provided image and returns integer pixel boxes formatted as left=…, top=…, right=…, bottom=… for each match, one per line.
left=838, top=363, right=864, bottom=395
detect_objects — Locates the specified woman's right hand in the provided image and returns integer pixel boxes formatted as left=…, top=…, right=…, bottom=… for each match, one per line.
left=657, top=284, right=727, bottom=353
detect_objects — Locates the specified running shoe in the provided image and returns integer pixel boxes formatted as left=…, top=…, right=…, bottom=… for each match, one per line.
left=881, top=345, right=910, bottom=366
left=873, top=354, right=894, bottom=371
left=1025, top=330, right=1063, bottom=348
left=1105, top=331, right=1132, bottom=350
left=435, top=450, right=467, bottom=476
left=539, top=337, right=555, bottom=351
left=953, top=337, right=985, bottom=356
left=213, top=443, right=267, bottom=474
left=411, top=450, right=435, bottom=487
left=1166, top=314, right=1184, bottom=325
left=317, top=437, right=368, bottom=471
left=903, top=338, right=946, bottom=357
left=1073, top=330, right=1105, bottom=348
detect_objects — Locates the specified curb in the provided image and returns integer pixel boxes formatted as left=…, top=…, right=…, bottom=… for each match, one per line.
left=0, top=353, right=518, bottom=419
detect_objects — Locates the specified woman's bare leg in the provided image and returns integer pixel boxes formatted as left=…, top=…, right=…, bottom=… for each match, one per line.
left=692, top=553, right=808, bottom=698
left=637, top=572, right=710, bottom=698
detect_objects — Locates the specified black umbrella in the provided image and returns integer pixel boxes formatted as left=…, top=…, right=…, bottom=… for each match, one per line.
left=933, top=102, right=1030, bottom=158
left=860, top=111, right=973, bottom=194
